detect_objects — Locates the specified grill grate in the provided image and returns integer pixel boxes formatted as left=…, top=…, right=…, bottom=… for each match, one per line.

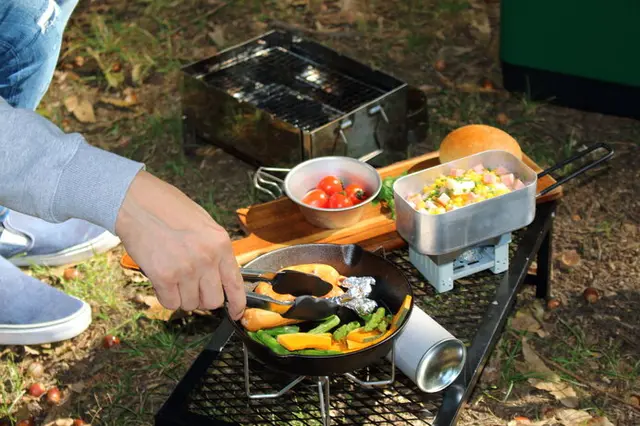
left=203, top=47, right=387, bottom=130
left=180, top=234, right=525, bottom=425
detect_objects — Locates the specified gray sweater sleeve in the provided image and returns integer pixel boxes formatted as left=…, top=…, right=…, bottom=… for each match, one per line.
left=0, top=97, right=144, bottom=234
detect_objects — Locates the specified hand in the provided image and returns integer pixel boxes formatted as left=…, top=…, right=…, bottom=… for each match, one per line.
left=115, top=171, right=246, bottom=319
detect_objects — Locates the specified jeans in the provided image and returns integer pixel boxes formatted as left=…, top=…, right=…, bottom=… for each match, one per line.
left=0, top=0, right=79, bottom=220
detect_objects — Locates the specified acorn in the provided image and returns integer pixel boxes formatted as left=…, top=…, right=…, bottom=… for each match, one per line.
left=583, top=287, right=599, bottom=304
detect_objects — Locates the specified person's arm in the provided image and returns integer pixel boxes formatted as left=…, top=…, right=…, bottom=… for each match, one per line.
left=0, top=98, right=245, bottom=318
left=0, top=97, right=142, bottom=232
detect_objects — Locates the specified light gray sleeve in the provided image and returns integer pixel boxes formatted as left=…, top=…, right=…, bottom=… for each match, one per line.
left=0, top=97, right=144, bottom=234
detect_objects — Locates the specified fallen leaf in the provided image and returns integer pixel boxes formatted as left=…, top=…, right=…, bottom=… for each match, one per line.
left=64, top=96, right=96, bottom=123
left=23, top=345, right=41, bottom=355
left=63, top=95, right=79, bottom=113
left=44, top=419, right=74, bottom=426
left=135, top=295, right=175, bottom=321
left=68, top=381, right=85, bottom=393
left=511, top=310, right=541, bottom=333
left=521, top=338, right=580, bottom=407
left=554, top=409, right=592, bottom=425
left=99, top=96, right=138, bottom=108
left=587, top=417, right=614, bottom=426
left=208, top=26, right=225, bottom=47
left=532, top=381, right=579, bottom=408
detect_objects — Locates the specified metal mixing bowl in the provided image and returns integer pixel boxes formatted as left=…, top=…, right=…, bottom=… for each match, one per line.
left=283, top=156, right=382, bottom=229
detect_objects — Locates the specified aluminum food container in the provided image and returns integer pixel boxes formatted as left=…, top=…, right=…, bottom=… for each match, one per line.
left=393, top=150, right=538, bottom=255
left=281, top=156, right=382, bottom=229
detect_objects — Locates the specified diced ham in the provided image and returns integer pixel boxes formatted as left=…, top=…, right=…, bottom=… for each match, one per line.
left=437, top=192, right=450, bottom=206
left=407, top=193, right=422, bottom=204
left=449, top=168, right=465, bottom=178
left=483, top=173, right=497, bottom=184
left=425, top=200, right=437, bottom=210
left=500, top=173, right=515, bottom=187
left=513, top=179, right=525, bottom=190
left=472, top=164, right=484, bottom=173
left=466, top=192, right=479, bottom=202
left=494, top=166, right=510, bottom=176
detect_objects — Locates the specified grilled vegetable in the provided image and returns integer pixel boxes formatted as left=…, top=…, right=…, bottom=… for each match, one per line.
left=262, top=326, right=300, bottom=336
left=240, top=308, right=303, bottom=332
left=391, top=295, right=412, bottom=330
left=346, top=340, right=369, bottom=351
left=308, top=315, right=340, bottom=334
left=295, top=349, right=342, bottom=356
left=377, top=318, right=389, bottom=333
left=276, top=333, right=333, bottom=351
left=347, top=327, right=383, bottom=343
left=332, top=321, right=360, bottom=341
left=364, top=307, right=385, bottom=331
left=256, top=330, right=290, bottom=355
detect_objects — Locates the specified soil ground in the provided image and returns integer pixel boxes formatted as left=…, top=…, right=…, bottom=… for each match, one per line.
left=1, top=1, right=638, bottom=425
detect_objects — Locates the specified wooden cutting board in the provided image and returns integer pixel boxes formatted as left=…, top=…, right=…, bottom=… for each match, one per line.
left=120, top=151, right=562, bottom=270
left=230, top=151, right=562, bottom=265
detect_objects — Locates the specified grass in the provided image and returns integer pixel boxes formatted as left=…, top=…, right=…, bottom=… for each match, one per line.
left=0, top=355, right=25, bottom=423
left=2, top=0, right=636, bottom=424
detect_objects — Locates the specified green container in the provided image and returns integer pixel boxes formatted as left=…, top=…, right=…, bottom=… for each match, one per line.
left=500, top=1, right=640, bottom=118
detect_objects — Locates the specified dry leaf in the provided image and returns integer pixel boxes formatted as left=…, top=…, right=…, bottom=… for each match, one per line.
left=511, top=310, right=541, bottom=333
left=521, top=338, right=580, bottom=407
left=587, top=417, right=615, bottom=426
left=533, top=381, right=579, bottom=408
left=554, top=409, right=592, bottom=425
left=99, top=96, right=138, bottom=108
left=63, top=95, right=79, bottom=113
left=68, top=381, right=85, bottom=393
left=23, top=345, right=41, bottom=355
left=136, top=295, right=175, bottom=321
left=209, top=26, right=225, bottom=47
left=44, top=419, right=74, bottom=426
left=64, top=95, right=96, bottom=123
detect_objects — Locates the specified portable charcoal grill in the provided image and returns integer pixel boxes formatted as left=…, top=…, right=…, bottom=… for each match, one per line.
left=180, top=30, right=427, bottom=168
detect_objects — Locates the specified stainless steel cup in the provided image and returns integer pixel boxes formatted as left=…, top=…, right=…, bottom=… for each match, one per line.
left=386, top=306, right=466, bottom=393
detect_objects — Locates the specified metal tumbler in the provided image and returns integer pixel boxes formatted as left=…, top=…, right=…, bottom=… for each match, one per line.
left=386, top=306, right=466, bottom=393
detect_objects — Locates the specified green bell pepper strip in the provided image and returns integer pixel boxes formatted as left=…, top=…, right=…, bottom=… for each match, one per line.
left=256, top=330, right=290, bottom=355
left=295, top=349, right=342, bottom=356
left=332, top=321, right=361, bottom=341
left=308, top=315, right=340, bottom=334
left=364, top=307, right=386, bottom=331
left=262, top=326, right=300, bottom=336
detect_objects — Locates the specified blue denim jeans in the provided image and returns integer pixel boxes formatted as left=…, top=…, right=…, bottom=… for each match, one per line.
left=0, top=0, right=79, bottom=220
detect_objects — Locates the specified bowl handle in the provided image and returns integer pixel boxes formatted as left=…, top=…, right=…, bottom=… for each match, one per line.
left=253, top=167, right=290, bottom=200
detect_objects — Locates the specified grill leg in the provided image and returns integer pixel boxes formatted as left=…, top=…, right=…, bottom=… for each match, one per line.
left=343, top=344, right=396, bottom=387
left=317, top=376, right=331, bottom=426
left=535, top=226, right=553, bottom=300
left=243, top=344, right=306, bottom=399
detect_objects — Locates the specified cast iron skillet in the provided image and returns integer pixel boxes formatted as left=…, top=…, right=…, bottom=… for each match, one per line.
left=226, top=243, right=414, bottom=376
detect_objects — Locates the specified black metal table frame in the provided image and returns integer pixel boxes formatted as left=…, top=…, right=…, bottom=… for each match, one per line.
left=155, top=201, right=557, bottom=426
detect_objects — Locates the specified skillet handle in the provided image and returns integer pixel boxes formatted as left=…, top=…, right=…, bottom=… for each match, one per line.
left=536, top=142, right=614, bottom=198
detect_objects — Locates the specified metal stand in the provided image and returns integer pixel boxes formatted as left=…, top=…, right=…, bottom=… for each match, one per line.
left=242, top=344, right=396, bottom=426
left=410, top=233, right=511, bottom=293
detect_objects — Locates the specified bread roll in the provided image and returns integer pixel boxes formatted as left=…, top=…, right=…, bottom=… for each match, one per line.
left=439, top=124, right=522, bottom=163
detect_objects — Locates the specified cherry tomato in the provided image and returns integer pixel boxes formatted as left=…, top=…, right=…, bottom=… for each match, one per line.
left=316, top=175, right=343, bottom=196
left=328, top=192, right=354, bottom=209
left=345, top=184, right=367, bottom=205
left=302, top=189, right=329, bottom=208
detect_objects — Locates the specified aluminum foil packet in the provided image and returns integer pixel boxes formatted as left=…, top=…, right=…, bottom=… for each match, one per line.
left=329, top=276, right=378, bottom=316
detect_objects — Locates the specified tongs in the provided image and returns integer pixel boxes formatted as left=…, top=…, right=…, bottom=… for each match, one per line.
left=118, top=253, right=342, bottom=321
left=242, top=269, right=341, bottom=320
